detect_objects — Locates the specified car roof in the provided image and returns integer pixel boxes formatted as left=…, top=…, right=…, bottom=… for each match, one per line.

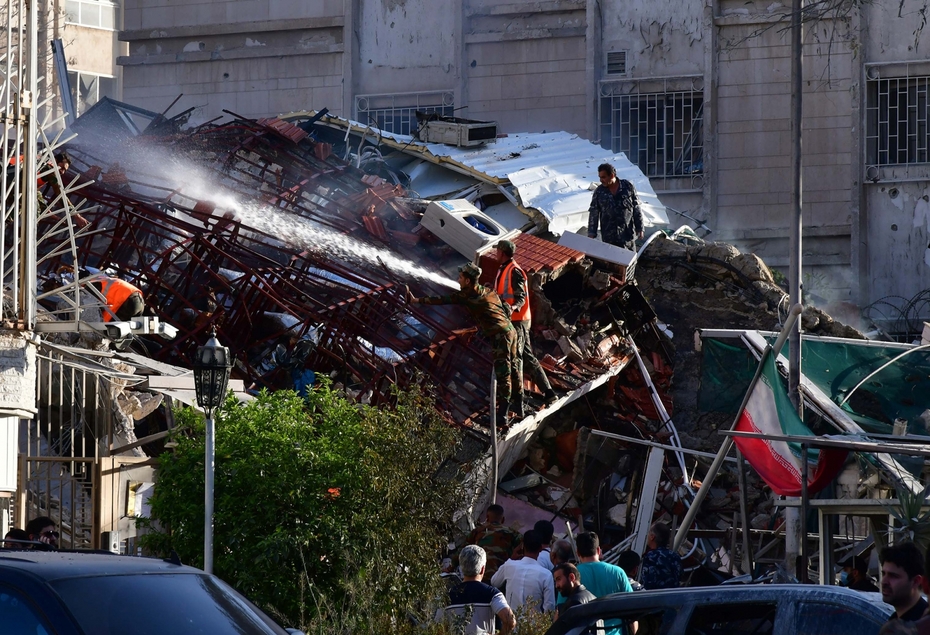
left=560, top=584, right=893, bottom=623
left=0, top=550, right=202, bottom=581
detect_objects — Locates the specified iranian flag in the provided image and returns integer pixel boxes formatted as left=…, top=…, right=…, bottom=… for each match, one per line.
left=733, top=348, right=847, bottom=496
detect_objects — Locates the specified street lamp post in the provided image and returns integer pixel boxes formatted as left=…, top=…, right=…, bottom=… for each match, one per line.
left=192, top=327, right=232, bottom=575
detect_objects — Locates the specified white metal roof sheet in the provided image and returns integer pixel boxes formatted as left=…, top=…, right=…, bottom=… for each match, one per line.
left=308, top=114, right=669, bottom=235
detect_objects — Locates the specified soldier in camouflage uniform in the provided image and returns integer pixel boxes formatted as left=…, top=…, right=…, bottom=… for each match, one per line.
left=408, top=262, right=518, bottom=423
left=587, top=162, right=644, bottom=251
left=465, top=504, right=523, bottom=580
left=639, top=522, right=682, bottom=590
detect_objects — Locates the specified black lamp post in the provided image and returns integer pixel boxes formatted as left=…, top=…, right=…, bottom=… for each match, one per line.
left=192, top=327, right=232, bottom=574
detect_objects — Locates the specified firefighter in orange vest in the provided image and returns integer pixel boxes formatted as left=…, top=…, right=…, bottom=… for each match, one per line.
left=97, top=275, right=145, bottom=323
left=494, top=240, right=557, bottom=418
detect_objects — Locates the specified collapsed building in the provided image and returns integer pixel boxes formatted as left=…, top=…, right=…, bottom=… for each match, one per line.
left=10, top=101, right=930, bottom=587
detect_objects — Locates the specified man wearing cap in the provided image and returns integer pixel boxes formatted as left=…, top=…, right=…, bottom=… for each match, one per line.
left=407, top=262, right=519, bottom=423
left=494, top=240, right=556, bottom=417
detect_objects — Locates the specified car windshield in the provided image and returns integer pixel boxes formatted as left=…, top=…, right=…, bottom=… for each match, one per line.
left=51, top=572, right=287, bottom=635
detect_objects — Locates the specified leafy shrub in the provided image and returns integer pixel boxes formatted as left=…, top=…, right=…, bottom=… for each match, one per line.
left=141, top=381, right=479, bottom=632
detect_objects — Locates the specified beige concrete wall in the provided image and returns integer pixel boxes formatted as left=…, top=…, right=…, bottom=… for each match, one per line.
left=465, top=37, right=587, bottom=134
left=600, top=0, right=704, bottom=77
left=123, top=0, right=345, bottom=31
left=464, top=1, right=587, bottom=135
left=711, top=11, right=856, bottom=300
left=120, top=11, right=347, bottom=122
left=355, top=0, right=458, bottom=95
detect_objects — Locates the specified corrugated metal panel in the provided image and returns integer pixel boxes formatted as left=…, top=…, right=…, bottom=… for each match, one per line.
left=308, top=114, right=669, bottom=235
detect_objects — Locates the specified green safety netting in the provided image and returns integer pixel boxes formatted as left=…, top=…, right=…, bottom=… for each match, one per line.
left=784, top=338, right=930, bottom=435
left=700, top=336, right=930, bottom=436
left=698, top=338, right=757, bottom=413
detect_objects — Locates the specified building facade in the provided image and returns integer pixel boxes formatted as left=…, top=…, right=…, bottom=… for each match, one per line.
left=117, top=0, right=930, bottom=326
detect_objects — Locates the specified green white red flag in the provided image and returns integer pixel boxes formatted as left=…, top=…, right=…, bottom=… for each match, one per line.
left=733, top=348, right=847, bottom=496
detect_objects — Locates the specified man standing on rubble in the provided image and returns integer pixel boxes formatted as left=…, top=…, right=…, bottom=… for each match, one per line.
left=494, top=240, right=557, bottom=417
left=408, top=262, right=518, bottom=423
left=587, top=162, right=644, bottom=251
left=465, top=504, right=523, bottom=581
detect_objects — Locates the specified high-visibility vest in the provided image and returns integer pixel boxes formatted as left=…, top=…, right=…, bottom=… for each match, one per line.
left=495, top=260, right=531, bottom=322
left=7, top=155, right=47, bottom=187
left=99, top=277, right=142, bottom=322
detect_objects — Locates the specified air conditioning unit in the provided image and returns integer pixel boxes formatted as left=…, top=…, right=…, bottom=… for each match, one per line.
left=420, top=199, right=519, bottom=259
left=416, top=114, right=498, bottom=148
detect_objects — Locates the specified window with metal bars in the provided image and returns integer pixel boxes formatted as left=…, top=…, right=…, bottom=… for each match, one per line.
left=355, top=91, right=455, bottom=136
left=866, top=74, right=930, bottom=167
left=599, top=82, right=703, bottom=190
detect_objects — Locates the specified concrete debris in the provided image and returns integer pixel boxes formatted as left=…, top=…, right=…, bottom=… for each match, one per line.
left=30, top=100, right=880, bottom=580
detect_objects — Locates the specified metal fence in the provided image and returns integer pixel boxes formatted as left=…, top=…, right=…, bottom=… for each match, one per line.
left=355, top=91, right=455, bottom=136
left=16, top=345, right=122, bottom=549
left=598, top=76, right=704, bottom=192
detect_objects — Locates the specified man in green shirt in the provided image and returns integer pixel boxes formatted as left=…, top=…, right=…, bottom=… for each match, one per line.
left=575, top=531, right=633, bottom=635
left=407, top=262, right=519, bottom=423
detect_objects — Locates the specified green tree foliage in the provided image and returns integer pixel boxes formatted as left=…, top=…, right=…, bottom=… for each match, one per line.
left=141, top=381, right=479, bottom=632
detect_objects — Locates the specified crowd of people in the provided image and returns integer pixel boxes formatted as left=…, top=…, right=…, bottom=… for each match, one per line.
left=437, top=504, right=682, bottom=633
left=440, top=504, right=930, bottom=634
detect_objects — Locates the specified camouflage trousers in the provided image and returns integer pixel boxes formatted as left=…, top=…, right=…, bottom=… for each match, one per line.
left=513, top=319, right=551, bottom=394
left=490, top=327, right=519, bottom=405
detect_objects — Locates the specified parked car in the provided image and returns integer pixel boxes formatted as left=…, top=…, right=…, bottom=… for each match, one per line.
left=546, top=584, right=892, bottom=635
left=0, top=549, right=304, bottom=634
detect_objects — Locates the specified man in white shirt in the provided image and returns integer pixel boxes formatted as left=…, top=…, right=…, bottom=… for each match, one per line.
left=491, top=529, right=556, bottom=613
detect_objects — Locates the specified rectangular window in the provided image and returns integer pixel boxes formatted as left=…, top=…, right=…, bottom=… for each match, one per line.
left=64, top=0, right=120, bottom=31
left=355, top=91, right=455, bottom=137
left=68, top=70, right=117, bottom=116
left=686, top=602, right=777, bottom=635
left=599, top=76, right=704, bottom=192
left=866, top=72, right=930, bottom=168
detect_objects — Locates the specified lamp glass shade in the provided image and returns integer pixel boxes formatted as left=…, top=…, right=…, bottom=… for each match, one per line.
left=193, top=334, right=232, bottom=410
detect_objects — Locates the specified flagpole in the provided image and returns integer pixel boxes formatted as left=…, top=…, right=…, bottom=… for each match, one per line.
left=673, top=304, right=803, bottom=552
left=800, top=441, right=809, bottom=582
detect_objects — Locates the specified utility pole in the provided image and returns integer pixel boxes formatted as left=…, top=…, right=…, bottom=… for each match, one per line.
left=785, top=0, right=805, bottom=581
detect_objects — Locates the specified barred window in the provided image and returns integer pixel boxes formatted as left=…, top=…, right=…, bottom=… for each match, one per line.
left=865, top=71, right=930, bottom=168
left=599, top=77, right=704, bottom=191
left=355, top=91, right=455, bottom=137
